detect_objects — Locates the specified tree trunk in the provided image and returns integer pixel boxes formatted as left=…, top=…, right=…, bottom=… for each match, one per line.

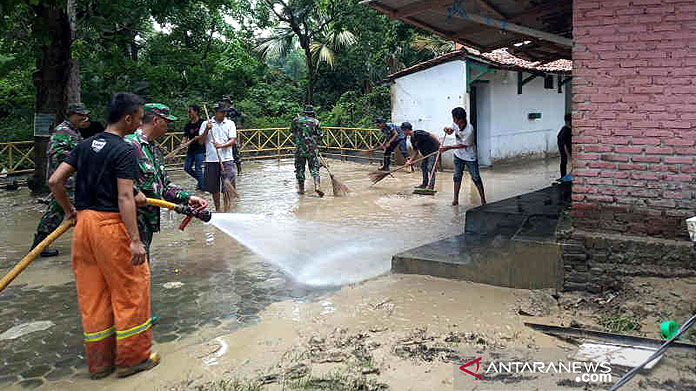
left=303, top=45, right=314, bottom=105
left=28, top=3, right=77, bottom=194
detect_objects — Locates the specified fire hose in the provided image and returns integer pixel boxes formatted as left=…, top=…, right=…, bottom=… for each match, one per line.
left=0, top=198, right=211, bottom=293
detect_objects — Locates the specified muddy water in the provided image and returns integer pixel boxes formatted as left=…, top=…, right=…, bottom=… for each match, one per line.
left=0, top=157, right=558, bottom=388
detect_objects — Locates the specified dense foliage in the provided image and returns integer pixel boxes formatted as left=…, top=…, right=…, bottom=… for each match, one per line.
left=0, top=0, right=440, bottom=140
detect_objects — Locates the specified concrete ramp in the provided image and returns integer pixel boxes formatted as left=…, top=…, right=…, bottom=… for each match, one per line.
left=392, top=184, right=571, bottom=289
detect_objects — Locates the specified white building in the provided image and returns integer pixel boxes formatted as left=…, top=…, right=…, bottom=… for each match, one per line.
left=387, top=49, right=572, bottom=167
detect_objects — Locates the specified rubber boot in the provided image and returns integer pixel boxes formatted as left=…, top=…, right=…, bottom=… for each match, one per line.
left=31, top=233, right=59, bottom=257
left=314, top=179, right=324, bottom=198
left=379, top=156, right=391, bottom=172
left=297, top=181, right=305, bottom=195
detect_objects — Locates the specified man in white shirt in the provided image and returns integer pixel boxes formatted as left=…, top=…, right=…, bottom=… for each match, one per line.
left=441, top=107, right=487, bottom=206
left=199, top=102, right=237, bottom=211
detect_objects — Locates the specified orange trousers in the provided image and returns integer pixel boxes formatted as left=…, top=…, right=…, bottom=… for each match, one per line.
left=72, top=210, right=152, bottom=374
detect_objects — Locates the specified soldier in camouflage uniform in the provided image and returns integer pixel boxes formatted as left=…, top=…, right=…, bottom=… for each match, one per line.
left=30, top=103, right=90, bottom=257
left=291, top=105, right=324, bottom=197
left=125, top=103, right=208, bottom=257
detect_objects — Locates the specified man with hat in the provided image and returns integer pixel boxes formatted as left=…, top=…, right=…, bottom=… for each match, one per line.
left=291, top=105, right=324, bottom=197
left=30, top=102, right=90, bottom=257
left=401, top=122, right=441, bottom=190
left=375, top=118, right=409, bottom=172
left=125, top=103, right=208, bottom=256
left=199, top=102, right=237, bottom=211
left=221, top=96, right=242, bottom=174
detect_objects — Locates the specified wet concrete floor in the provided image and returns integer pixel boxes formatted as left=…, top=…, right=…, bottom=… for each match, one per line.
left=0, top=157, right=559, bottom=388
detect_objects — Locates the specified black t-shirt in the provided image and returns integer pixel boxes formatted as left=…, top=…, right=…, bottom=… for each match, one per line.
left=557, top=125, right=572, bottom=151
left=184, top=119, right=205, bottom=154
left=411, top=130, right=439, bottom=156
left=66, top=132, right=138, bottom=212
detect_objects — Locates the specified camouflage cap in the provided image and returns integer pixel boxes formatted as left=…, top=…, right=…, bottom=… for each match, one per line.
left=67, top=102, right=89, bottom=115
left=144, top=103, right=177, bottom=121
left=303, top=105, right=315, bottom=115
left=213, top=102, right=227, bottom=111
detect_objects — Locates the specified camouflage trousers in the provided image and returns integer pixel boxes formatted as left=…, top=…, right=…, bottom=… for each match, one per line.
left=35, top=191, right=74, bottom=238
left=295, top=152, right=321, bottom=184
left=136, top=213, right=155, bottom=260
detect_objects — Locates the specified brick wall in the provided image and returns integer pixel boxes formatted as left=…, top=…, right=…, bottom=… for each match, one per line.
left=572, top=0, right=696, bottom=239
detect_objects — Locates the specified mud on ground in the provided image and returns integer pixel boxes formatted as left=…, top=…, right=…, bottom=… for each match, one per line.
left=156, top=274, right=696, bottom=391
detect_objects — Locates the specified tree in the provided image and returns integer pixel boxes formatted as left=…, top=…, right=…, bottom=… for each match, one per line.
left=0, top=0, right=80, bottom=193
left=411, top=33, right=455, bottom=57
left=254, top=0, right=355, bottom=105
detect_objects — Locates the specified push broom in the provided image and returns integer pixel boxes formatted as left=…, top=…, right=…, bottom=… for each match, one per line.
left=318, top=154, right=350, bottom=196
left=413, top=134, right=447, bottom=196
left=0, top=198, right=211, bottom=294
left=203, top=105, right=239, bottom=210
left=368, top=150, right=439, bottom=185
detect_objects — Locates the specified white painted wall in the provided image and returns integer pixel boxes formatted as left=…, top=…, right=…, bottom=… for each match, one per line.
left=482, top=69, right=566, bottom=163
left=391, top=60, right=468, bottom=168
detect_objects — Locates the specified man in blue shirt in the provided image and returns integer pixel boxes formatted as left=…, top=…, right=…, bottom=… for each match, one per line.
left=376, top=118, right=409, bottom=172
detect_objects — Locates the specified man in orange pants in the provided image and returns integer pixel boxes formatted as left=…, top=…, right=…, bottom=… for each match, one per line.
left=49, top=92, right=159, bottom=379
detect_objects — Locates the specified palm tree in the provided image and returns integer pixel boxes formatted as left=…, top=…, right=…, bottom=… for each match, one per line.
left=254, top=0, right=355, bottom=105
left=411, top=33, right=455, bottom=57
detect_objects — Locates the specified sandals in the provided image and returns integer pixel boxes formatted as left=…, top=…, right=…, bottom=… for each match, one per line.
left=90, top=366, right=115, bottom=380
left=116, top=352, right=160, bottom=378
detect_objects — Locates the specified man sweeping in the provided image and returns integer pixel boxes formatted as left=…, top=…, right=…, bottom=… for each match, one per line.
left=30, top=103, right=90, bottom=257
left=442, top=107, right=487, bottom=206
left=199, top=102, right=237, bottom=212
left=402, top=122, right=441, bottom=190
left=125, top=103, right=208, bottom=257
left=48, top=92, right=159, bottom=379
left=376, top=118, right=409, bottom=172
left=291, top=105, right=324, bottom=197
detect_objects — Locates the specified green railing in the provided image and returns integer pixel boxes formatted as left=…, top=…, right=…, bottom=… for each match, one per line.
left=0, top=127, right=383, bottom=175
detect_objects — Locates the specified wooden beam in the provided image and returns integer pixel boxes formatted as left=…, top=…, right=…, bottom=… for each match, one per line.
left=558, top=76, right=573, bottom=93
left=477, top=0, right=508, bottom=19
left=447, top=25, right=482, bottom=39
left=363, top=1, right=486, bottom=51
left=518, top=71, right=543, bottom=94
left=509, top=1, right=565, bottom=23
left=394, top=0, right=453, bottom=19
left=432, top=9, right=573, bottom=47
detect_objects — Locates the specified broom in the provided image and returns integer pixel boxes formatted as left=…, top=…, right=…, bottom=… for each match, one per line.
left=413, top=134, right=447, bottom=196
left=318, top=154, right=349, bottom=196
left=203, top=106, right=239, bottom=210
left=368, top=150, right=439, bottom=185
left=164, top=139, right=195, bottom=160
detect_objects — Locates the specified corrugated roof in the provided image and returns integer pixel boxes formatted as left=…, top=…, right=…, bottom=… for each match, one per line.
left=387, top=48, right=571, bottom=80
left=362, top=0, right=572, bottom=63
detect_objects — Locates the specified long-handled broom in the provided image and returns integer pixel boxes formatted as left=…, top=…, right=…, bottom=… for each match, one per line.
left=413, top=134, right=447, bottom=196
left=0, top=198, right=211, bottom=294
left=203, top=106, right=239, bottom=210
left=164, top=139, right=195, bottom=160
left=318, top=154, right=349, bottom=196
left=368, top=150, right=439, bottom=185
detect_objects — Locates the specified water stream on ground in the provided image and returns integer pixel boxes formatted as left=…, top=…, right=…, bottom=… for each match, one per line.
left=211, top=213, right=397, bottom=286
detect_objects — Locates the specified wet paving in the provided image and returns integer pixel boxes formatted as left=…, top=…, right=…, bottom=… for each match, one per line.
left=0, top=157, right=559, bottom=388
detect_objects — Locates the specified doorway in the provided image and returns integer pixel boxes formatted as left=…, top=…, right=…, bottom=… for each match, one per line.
left=470, top=82, right=491, bottom=167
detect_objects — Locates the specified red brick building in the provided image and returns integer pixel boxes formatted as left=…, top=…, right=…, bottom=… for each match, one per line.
left=572, top=0, right=696, bottom=239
